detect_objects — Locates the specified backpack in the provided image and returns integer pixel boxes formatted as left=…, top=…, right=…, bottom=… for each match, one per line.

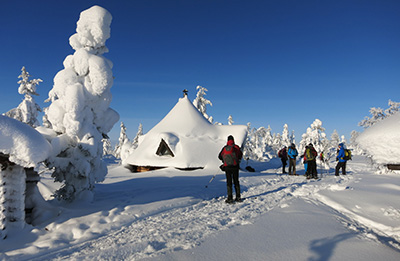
left=222, top=145, right=237, bottom=166
left=278, top=149, right=282, bottom=158
left=305, top=147, right=315, bottom=161
left=343, top=149, right=352, bottom=161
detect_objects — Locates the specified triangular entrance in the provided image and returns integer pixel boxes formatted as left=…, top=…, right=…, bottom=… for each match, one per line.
left=156, top=139, right=174, bottom=157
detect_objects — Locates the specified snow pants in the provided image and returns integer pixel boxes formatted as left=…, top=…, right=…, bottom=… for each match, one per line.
left=281, top=158, right=287, bottom=173
left=307, top=160, right=318, bottom=179
left=225, top=166, right=240, bottom=200
left=289, top=158, right=296, bottom=175
left=335, top=161, right=346, bottom=176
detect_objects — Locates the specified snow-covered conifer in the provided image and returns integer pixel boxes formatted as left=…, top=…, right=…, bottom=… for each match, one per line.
left=228, top=115, right=234, bottom=125
left=290, top=130, right=295, bottom=144
left=193, top=85, right=213, bottom=123
left=102, top=138, right=112, bottom=156
left=132, top=123, right=143, bottom=150
left=5, top=67, right=42, bottom=127
left=114, top=122, right=129, bottom=158
left=330, top=130, right=340, bottom=147
left=43, top=6, right=119, bottom=201
left=243, top=123, right=256, bottom=160
left=281, top=124, right=290, bottom=147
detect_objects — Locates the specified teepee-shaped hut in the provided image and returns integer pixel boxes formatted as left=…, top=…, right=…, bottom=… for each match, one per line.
left=125, top=93, right=247, bottom=171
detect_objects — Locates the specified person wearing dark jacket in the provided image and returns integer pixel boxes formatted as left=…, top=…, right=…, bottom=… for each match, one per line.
left=218, top=135, right=243, bottom=203
left=278, top=146, right=288, bottom=174
left=335, top=143, right=347, bottom=176
left=305, top=143, right=318, bottom=179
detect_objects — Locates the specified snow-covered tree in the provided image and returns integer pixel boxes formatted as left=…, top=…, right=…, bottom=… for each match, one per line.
left=193, top=85, right=213, bottom=123
left=102, top=138, right=112, bottom=156
left=114, top=122, right=128, bottom=159
left=299, top=119, right=329, bottom=158
left=385, top=99, right=400, bottom=116
left=228, top=115, right=234, bottom=125
left=359, top=99, right=400, bottom=129
left=132, top=123, right=143, bottom=150
left=281, top=124, right=290, bottom=147
left=243, top=123, right=256, bottom=160
left=290, top=130, right=295, bottom=145
left=4, top=67, right=42, bottom=127
left=330, top=130, right=340, bottom=147
left=43, top=6, right=119, bottom=201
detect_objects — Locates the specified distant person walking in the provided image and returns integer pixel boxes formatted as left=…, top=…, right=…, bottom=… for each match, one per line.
left=278, top=146, right=288, bottom=174
left=288, top=143, right=298, bottom=175
left=335, top=143, right=347, bottom=176
left=218, top=135, right=243, bottom=203
left=305, top=143, right=318, bottom=179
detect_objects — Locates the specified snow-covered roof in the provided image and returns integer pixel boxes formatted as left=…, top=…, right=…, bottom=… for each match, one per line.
left=357, top=112, right=400, bottom=165
left=125, top=96, right=247, bottom=169
left=0, top=115, right=52, bottom=168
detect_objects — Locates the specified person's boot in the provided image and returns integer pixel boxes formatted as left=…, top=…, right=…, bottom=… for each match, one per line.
left=226, top=187, right=234, bottom=203
left=235, top=189, right=242, bottom=202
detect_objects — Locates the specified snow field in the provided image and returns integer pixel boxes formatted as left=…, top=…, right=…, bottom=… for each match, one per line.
left=2, top=156, right=400, bottom=260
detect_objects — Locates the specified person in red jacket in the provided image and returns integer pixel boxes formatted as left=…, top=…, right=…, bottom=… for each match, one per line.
left=218, top=135, right=243, bottom=203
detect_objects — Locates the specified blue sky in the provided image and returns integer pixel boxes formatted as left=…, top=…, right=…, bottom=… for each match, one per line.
left=1, top=0, right=399, bottom=143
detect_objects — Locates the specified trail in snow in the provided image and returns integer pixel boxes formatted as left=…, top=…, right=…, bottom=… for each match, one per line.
left=29, top=175, right=360, bottom=260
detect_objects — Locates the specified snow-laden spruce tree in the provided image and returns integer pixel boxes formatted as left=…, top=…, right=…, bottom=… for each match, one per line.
left=193, top=85, right=213, bottom=123
left=114, top=121, right=135, bottom=162
left=114, top=122, right=128, bottom=159
left=43, top=6, right=119, bottom=201
left=131, top=123, right=143, bottom=150
left=281, top=124, right=291, bottom=147
left=228, top=115, right=234, bottom=125
left=4, top=67, right=42, bottom=127
left=243, top=123, right=256, bottom=160
left=102, top=138, right=112, bottom=156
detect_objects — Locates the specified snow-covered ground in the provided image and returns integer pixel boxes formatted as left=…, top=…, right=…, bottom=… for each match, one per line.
left=1, top=155, right=400, bottom=260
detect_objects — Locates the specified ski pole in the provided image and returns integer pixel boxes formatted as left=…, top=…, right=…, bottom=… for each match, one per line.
left=205, top=174, right=217, bottom=188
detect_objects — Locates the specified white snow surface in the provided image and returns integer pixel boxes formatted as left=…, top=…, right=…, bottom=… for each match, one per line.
left=125, top=96, right=247, bottom=168
left=357, top=112, right=400, bottom=165
left=1, top=155, right=400, bottom=260
left=0, top=115, right=51, bottom=168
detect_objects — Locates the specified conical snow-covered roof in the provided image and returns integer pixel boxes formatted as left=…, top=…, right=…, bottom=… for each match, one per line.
left=125, top=95, right=247, bottom=169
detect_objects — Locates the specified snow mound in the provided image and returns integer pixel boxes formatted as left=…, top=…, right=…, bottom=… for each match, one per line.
left=357, top=112, right=400, bottom=164
left=0, top=115, right=51, bottom=168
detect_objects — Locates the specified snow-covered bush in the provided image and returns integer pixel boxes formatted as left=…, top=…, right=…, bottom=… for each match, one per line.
left=4, top=67, right=42, bottom=127
left=43, top=6, right=119, bottom=201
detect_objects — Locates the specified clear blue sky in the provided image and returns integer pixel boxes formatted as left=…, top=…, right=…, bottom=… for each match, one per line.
left=1, top=0, right=399, bottom=143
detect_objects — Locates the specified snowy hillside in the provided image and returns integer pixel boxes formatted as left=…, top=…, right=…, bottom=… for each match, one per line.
left=1, top=156, right=399, bottom=260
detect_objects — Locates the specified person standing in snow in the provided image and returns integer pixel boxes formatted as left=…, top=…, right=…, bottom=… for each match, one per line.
left=305, top=143, right=318, bottom=179
left=219, top=135, right=243, bottom=203
left=278, top=146, right=288, bottom=174
left=288, top=143, right=298, bottom=175
left=335, top=143, right=347, bottom=176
